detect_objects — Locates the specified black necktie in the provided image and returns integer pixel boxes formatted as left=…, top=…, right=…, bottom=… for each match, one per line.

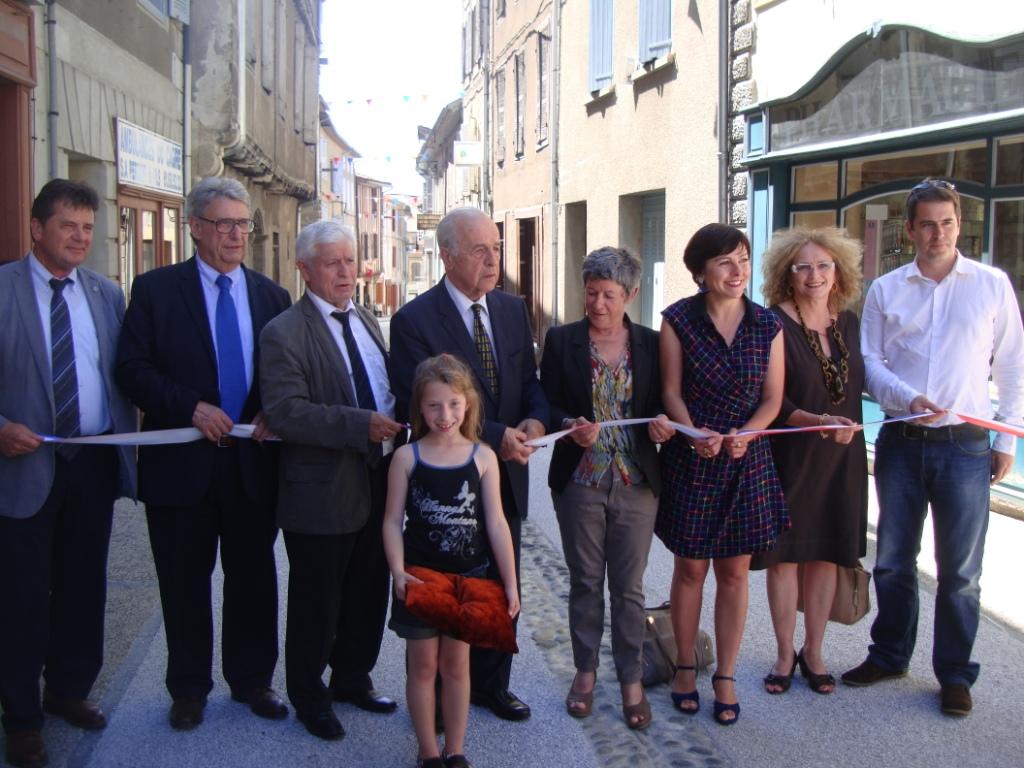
left=50, top=278, right=81, bottom=459
left=332, top=310, right=378, bottom=411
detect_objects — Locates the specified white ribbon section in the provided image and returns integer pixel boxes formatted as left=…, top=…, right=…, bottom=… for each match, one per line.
left=43, top=424, right=261, bottom=446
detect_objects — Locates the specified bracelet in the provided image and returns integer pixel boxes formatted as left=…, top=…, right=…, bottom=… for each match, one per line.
left=819, top=412, right=829, bottom=439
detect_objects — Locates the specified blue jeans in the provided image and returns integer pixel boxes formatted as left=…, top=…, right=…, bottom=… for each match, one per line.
left=868, top=424, right=991, bottom=687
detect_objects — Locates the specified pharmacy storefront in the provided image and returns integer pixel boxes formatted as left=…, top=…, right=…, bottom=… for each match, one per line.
left=742, top=7, right=1024, bottom=498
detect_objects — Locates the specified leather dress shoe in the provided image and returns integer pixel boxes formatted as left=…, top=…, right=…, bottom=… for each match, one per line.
left=42, top=689, right=107, bottom=730
left=4, top=731, right=48, bottom=768
left=232, top=687, right=288, bottom=720
left=169, top=697, right=207, bottom=731
left=940, top=683, right=973, bottom=716
left=332, top=687, right=397, bottom=714
left=470, top=689, right=531, bottom=721
left=840, top=658, right=907, bottom=687
left=297, top=707, right=345, bottom=741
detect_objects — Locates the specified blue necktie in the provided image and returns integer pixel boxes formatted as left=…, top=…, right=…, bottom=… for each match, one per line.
left=215, top=274, right=247, bottom=421
left=50, top=278, right=81, bottom=459
left=332, top=310, right=378, bottom=411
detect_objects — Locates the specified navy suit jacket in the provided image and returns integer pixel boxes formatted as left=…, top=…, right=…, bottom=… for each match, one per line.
left=539, top=316, right=663, bottom=496
left=389, top=278, right=549, bottom=519
left=115, top=256, right=291, bottom=507
left=0, top=257, right=136, bottom=519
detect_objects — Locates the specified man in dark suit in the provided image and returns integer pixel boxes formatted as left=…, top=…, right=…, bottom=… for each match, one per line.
left=0, top=179, right=137, bottom=768
left=115, top=177, right=290, bottom=731
left=259, top=220, right=404, bottom=740
left=389, top=207, right=549, bottom=721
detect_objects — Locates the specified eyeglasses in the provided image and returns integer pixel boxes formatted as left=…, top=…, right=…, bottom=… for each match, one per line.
left=196, top=216, right=256, bottom=234
left=790, top=261, right=835, bottom=275
left=910, top=179, right=956, bottom=193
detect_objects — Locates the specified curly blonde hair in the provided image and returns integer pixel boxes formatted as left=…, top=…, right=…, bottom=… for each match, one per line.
left=760, top=227, right=863, bottom=311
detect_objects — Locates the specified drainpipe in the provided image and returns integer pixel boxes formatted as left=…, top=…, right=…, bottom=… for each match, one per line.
left=718, top=0, right=729, bottom=223
left=182, top=20, right=192, bottom=240
left=46, top=0, right=59, bottom=179
left=481, top=0, right=490, bottom=214
left=549, top=0, right=561, bottom=325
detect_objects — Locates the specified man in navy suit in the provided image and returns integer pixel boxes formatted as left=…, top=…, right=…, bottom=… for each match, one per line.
left=0, top=179, right=136, bottom=768
left=116, top=177, right=290, bottom=731
left=390, top=207, right=549, bottom=721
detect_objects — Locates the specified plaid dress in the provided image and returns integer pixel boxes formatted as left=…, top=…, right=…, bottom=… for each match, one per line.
left=655, top=294, right=790, bottom=559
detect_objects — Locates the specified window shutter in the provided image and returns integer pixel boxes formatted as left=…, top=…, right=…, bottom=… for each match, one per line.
left=588, top=0, right=613, bottom=93
left=638, top=0, right=672, bottom=64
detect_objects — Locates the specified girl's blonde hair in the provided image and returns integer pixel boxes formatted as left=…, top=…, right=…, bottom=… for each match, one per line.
left=410, top=353, right=483, bottom=441
left=760, top=226, right=864, bottom=311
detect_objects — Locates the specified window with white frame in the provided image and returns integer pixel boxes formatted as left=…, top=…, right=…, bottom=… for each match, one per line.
left=514, top=52, right=526, bottom=158
left=495, top=68, right=506, bottom=165
left=537, top=33, right=550, bottom=144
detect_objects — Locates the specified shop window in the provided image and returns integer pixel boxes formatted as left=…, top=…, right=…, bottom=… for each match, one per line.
left=792, top=162, right=838, bottom=203
left=845, top=142, right=986, bottom=197
left=791, top=211, right=837, bottom=229
left=993, top=199, right=1024, bottom=308
left=843, top=192, right=984, bottom=281
left=995, top=135, right=1024, bottom=186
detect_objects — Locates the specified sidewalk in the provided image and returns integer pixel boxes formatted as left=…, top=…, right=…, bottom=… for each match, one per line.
left=20, top=448, right=1024, bottom=768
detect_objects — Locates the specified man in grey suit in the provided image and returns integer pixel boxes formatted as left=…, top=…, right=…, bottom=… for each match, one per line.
left=0, top=179, right=136, bottom=768
left=259, top=220, right=404, bottom=741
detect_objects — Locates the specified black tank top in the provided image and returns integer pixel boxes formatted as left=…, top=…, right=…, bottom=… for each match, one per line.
left=404, top=442, right=488, bottom=574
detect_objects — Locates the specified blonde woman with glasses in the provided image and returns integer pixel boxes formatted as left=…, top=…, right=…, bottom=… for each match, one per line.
left=751, top=227, right=867, bottom=697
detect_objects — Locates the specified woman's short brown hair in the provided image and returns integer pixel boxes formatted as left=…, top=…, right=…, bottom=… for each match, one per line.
left=760, top=226, right=863, bottom=311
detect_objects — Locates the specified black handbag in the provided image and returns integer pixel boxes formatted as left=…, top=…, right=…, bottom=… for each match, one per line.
left=641, top=601, right=715, bottom=687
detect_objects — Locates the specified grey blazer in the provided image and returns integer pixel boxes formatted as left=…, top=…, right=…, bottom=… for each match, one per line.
left=259, top=293, right=388, bottom=535
left=0, top=257, right=137, bottom=519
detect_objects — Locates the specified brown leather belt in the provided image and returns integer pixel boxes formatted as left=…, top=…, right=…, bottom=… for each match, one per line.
left=216, top=435, right=237, bottom=448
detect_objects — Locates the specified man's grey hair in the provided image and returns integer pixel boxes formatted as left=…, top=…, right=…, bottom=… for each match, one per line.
left=296, top=220, right=357, bottom=264
left=436, top=207, right=490, bottom=254
left=581, top=246, right=643, bottom=294
left=186, top=177, right=251, bottom=219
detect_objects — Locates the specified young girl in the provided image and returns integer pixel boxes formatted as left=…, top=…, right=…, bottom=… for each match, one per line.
left=383, top=354, right=520, bottom=768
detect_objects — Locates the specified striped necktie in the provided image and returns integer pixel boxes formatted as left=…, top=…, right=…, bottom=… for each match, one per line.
left=471, top=303, right=498, bottom=396
left=49, top=278, right=81, bottom=459
left=332, top=310, right=378, bottom=411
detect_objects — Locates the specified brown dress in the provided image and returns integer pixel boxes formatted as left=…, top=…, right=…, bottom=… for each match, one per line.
left=751, top=308, right=867, bottom=569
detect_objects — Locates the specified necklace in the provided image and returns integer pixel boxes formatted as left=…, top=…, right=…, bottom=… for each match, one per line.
left=793, top=302, right=849, bottom=405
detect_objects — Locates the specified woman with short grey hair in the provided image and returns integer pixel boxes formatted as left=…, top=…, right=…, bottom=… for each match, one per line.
left=539, top=246, right=674, bottom=731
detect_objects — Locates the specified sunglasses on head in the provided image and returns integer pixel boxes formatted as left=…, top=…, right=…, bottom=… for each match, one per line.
left=910, top=179, right=956, bottom=193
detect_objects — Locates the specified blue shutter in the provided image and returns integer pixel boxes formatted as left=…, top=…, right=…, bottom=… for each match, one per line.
left=638, top=0, right=672, bottom=63
left=588, top=0, right=613, bottom=92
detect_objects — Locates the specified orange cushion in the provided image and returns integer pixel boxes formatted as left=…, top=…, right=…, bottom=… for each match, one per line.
left=404, top=565, right=518, bottom=653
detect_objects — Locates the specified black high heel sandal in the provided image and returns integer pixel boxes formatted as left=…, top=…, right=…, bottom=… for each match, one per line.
left=712, top=674, right=740, bottom=726
left=797, top=650, right=835, bottom=695
left=670, top=665, right=700, bottom=715
left=763, top=653, right=798, bottom=695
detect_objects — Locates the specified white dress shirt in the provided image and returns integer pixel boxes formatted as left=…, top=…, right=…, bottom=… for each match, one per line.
left=28, top=252, right=111, bottom=436
left=196, top=256, right=255, bottom=392
left=861, top=251, right=1024, bottom=455
left=444, top=276, right=498, bottom=371
left=305, top=290, right=397, bottom=420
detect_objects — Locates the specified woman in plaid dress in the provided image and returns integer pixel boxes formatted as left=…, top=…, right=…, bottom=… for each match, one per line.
left=656, top=224, right=789, bottom=725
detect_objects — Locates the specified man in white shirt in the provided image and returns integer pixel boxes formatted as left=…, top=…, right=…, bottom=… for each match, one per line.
left=842, top=179, right=1024, bottom=717
left=259, top=220, right=405, bottom=740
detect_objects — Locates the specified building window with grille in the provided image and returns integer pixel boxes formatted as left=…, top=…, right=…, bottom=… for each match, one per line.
left=514, top=52, right=526, bottom=158
left=638, top=0, right=672, bottom=64
left=495, top=69, right=506, bottom=166
left=589, top=0, right=613, bottom=93
left=537, top=34, right=550, bottom=145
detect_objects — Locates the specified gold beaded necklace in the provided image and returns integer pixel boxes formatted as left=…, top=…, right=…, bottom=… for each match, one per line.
left=793, top=302, right=849, bottom=405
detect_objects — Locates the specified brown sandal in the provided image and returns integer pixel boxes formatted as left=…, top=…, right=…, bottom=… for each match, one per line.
left=565, top=687, right=593, bottom=718
left=622, top=692, right=652, bottom=731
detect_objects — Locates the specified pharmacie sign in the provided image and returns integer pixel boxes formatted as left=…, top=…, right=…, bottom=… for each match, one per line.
left=116, top=119, right=184, bottom=196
